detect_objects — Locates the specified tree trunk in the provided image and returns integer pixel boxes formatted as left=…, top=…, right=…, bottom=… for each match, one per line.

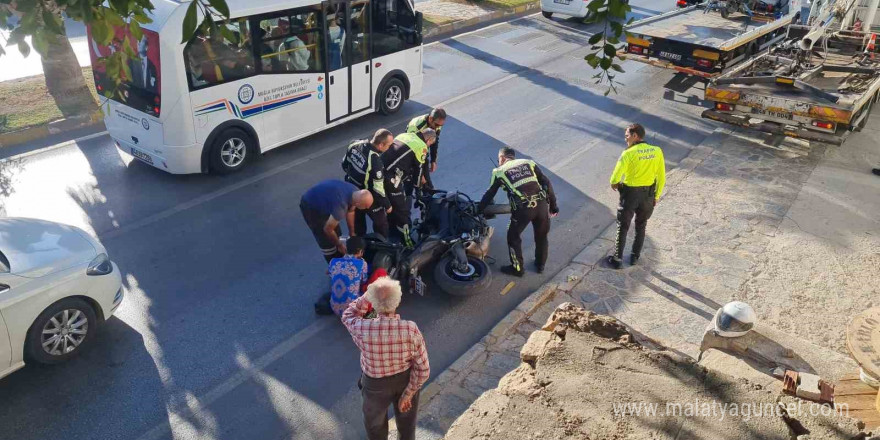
left=40, top=32, right=98, bottom=119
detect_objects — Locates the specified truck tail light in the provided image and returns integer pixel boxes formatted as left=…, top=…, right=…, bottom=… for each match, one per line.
left=811, top=120, right=834, bottom=130
left=677, top=0, right=687, bottom=6
left=628, top=44, right=645, bottom=55
left=715, top=103, right=733, bottom=111
left=766, top=4, right=774, bottom=11
left=696, top=59, right=714, bottom=68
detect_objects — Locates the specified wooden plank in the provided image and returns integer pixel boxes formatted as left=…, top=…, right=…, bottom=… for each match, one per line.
left=836, top=394, right=878, bottom=410
left=834, top=380, right=879, bottom=396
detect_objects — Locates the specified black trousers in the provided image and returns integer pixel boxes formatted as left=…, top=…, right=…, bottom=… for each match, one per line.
left=360, top=370, right=420, bottom=440
left=614, top=185, right=655, bottom=260
left=300, top=200, right=342, bottom=263
left=508, top=199, right=550, bottom=272
left=355, top=202, right=390, bottom=239
left=387, top=185, right=413, bottom=247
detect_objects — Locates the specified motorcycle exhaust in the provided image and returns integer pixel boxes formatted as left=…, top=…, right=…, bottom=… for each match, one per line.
left=465, top=226, right=494, bottom=259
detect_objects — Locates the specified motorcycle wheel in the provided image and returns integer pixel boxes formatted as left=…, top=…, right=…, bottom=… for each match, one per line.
left=434, top=255, right=493, bottom=297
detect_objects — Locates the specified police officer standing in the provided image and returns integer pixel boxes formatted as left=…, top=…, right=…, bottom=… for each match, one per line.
left=342, top=128, right=395, bottom=238
left=607, top=123, right=666, bottom=269
left=407, top=108, right=446, bottom=176
left=478, top=147, right=558, bottom=277
left=382, top=129, right=437, bottom=248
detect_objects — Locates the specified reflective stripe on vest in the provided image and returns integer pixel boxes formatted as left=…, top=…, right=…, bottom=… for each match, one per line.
left=395, top=132, right=428, bottom=164
left=407, top=115, right=442, bottom=135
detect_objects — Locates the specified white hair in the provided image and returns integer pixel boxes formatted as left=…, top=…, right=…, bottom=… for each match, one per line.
left=365, top=277, right=402, bottom=313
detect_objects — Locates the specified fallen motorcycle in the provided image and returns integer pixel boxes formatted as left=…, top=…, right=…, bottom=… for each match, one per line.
left=363, top=189, right=510, bottom=296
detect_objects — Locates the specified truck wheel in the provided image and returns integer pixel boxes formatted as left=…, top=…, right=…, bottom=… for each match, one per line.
left=854, top=100, right=873, bottom=131
left=210, top=128, right=253, bottom=174
left=542, top=11, right=553, bottom=18
left=378, top=78, right=405, bottom=115
left=434, top=255, right=492, bottom=296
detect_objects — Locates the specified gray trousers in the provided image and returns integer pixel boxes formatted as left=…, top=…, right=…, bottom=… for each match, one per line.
left=360, top=370, right=420, bottom=440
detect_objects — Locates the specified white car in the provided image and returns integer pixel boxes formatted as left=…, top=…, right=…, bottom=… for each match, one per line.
left=541, top=0, right=627, bottom=20
left=0, top=218, right=123, bottom=379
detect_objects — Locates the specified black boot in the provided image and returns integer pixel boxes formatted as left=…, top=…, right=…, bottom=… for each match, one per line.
left=629, top=254, right=640, bottom=266
left=606, top=256, right=622, bottom=270
left=500, top=265, right=524, bottom=277
left=314, top=292, right=334, bottom=316
left=535, top=262, right=545, bottom=274
left=872, top=168, right=880, bottom=176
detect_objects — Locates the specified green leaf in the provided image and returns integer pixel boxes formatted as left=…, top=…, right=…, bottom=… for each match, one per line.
left=584, top=53, right=598, bottom=62
left=218, top=23, right=238, bottom=45
left=133, top=13, right=154, bottom=24
left=42, top=10, right=63, bottom=34
left=121, top=59, right=133, bottom=83
left=32, top=29, right=49, bottom=55
left=604, top=44, right=616, bottom=57
left=587, top=55, right=600, bottom=68
left=91, top=20, right=109, bottom=44
left=610, top=21, right=623, bottom=36
left=600, top=57, right=612, bottom=70
left=210, top=0, right=231, bottom=18
left=130, top=20, right=143, bottom=41
left=606, top=36, right=620, bottom=45
left=181, top=0, right=198, bottom=44
left=611, top=63, right=625, bottom=73
left=106, top=11, right=125, bottom=28
left=587, top=0, right=604, bottom=12
left=588, top=32, right=603, bottom=45
left=17, top=40, right=30, bottom=58
left=604, top=87, right=612, bottom=96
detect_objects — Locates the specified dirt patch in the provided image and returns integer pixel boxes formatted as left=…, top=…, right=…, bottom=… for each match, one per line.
left=444, top=303, right=870, bottom=440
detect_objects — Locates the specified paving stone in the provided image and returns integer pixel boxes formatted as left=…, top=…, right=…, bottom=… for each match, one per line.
left=480, top=352, right=522, bottom=377
left=462, top=372, right=502, bottom=397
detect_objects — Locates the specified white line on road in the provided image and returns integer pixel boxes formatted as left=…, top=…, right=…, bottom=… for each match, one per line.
left=135, top=318, right=335, bottom=440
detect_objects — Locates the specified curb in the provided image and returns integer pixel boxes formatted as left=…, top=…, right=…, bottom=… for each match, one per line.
left=422, top=2, right=541, bottom=40
left=418, top=127, right=726, bottom=409
left=0, top=114, right=105, bottom=149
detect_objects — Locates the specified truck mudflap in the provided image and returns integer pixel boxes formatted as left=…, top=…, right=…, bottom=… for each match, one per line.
left=701, top=109, right=848, bottom=145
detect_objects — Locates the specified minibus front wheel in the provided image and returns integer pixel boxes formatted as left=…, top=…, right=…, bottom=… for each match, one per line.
left=210, top=128, right=254, bottom=174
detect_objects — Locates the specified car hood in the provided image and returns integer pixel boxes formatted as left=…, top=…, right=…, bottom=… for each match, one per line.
left=0, top=218, right=98, bottom=278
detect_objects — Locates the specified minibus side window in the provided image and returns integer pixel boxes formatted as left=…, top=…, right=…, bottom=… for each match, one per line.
left=372, top=0, right=419, bottom=58
left=256, top=7, right=325, bottom=74
left=184, top=18, right=256, bottom=90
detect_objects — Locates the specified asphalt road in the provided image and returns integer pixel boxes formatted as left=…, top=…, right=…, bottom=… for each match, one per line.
left=0, top=4, right=715, bottom=440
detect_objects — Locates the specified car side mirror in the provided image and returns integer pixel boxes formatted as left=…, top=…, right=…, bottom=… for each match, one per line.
left=415, top=12, right=424, bottom=43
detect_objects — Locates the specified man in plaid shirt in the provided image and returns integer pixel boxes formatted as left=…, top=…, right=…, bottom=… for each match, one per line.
left=342, top=277, right=430, bottom=440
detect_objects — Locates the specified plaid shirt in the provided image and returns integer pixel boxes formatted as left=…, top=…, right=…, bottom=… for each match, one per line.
left=342, top=296, right=430, bottom=400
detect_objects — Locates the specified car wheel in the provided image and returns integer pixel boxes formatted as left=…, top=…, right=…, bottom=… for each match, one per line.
left=26, top=297, right=98, bottom=365
left=210, top=128, right=252, bottom=174
left=542, top=11, right=553, bottom=18
left=379, top=78, right=405, bottom=115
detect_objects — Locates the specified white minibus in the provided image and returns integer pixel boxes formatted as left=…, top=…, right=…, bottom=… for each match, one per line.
left=88, top=0, right=424, bottom=174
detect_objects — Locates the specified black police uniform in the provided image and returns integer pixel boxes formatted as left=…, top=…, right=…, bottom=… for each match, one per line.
left=381, top=133, right=429, bottom=247
left=478, top=158, right=558, bottom=274
left=342, top=139, right=391, bottom=238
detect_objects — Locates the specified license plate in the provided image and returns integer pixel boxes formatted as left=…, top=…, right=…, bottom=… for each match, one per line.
left=658, top=51, right=682, bottom=61
left=131, top=147, right=154, bottom=165
left=553, top=0, right=572, bottom=4
left=751, top=107, right=794, bottom=120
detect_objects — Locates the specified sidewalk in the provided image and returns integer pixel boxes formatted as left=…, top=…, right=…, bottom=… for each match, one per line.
left=414, top=116, right=880, bottom=439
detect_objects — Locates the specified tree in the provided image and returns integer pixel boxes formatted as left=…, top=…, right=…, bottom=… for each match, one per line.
left=583, top=0, right=633, bottom=95
left=0, top=0, right=231, bottom=117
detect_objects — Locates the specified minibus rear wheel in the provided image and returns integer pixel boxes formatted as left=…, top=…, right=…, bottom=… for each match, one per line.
left=210, top=128, right=253, bottom=174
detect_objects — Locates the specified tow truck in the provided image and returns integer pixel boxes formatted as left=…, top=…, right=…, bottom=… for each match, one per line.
left=622, top=1, right=802, bottom=78
left=702, top=0, right=880, bottom=144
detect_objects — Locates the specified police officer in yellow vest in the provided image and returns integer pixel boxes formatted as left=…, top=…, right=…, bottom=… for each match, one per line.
left=407, top=108, right=446, bottom=174
left=478, top=147, right=558, bottom=277
left=607, top=123, right=666, bottom=269
left=381, top=129, right=437, bottom=247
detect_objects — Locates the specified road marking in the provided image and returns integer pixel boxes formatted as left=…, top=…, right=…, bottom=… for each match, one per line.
left=0, top=130, right=109, bottom=164
left=500, top=281, right=516, bottom=296
left=426, top=13, right=540, bottom=47
left=135, top=318, right=335, bottom=440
